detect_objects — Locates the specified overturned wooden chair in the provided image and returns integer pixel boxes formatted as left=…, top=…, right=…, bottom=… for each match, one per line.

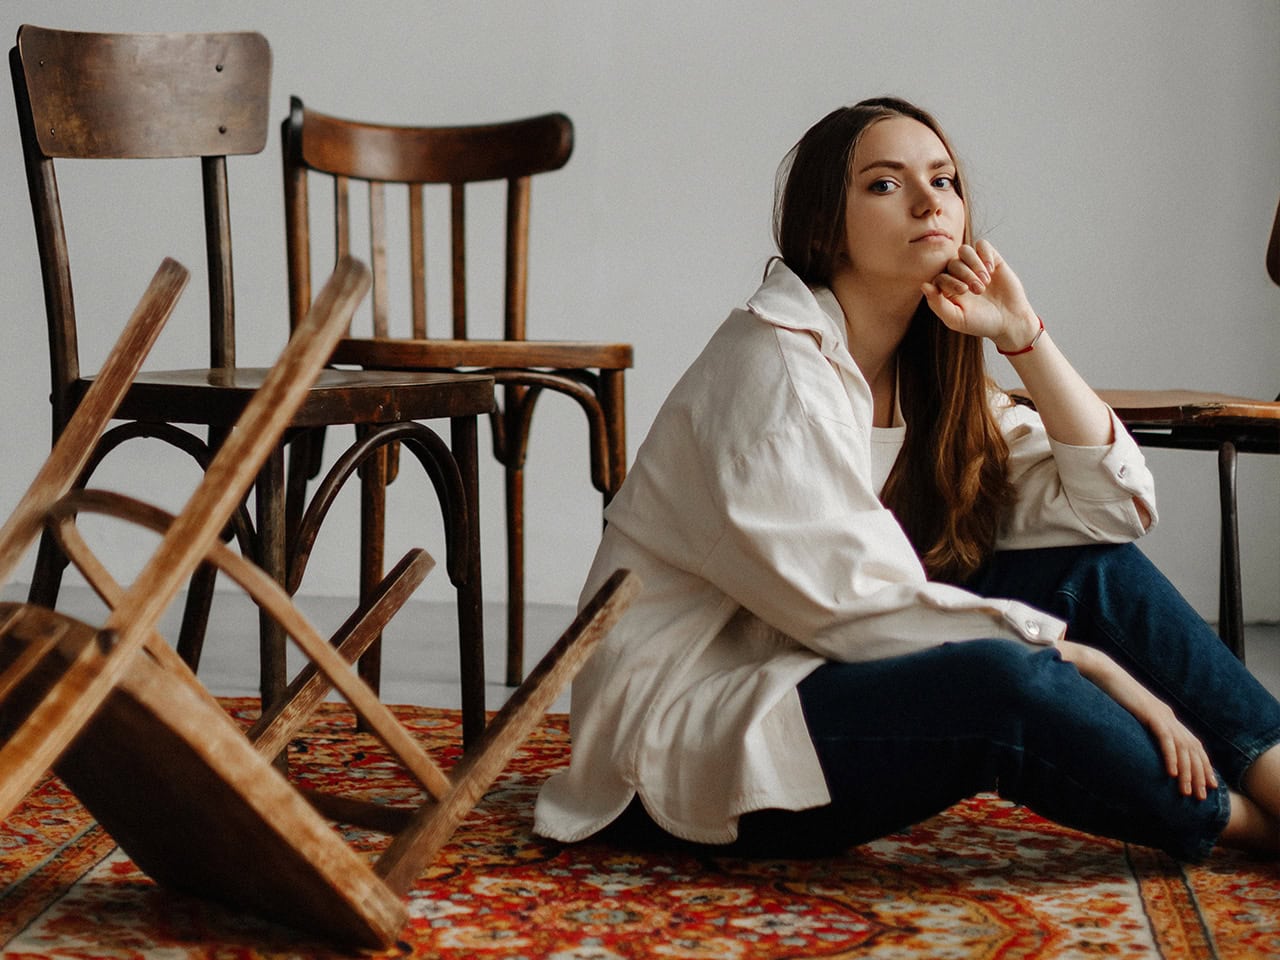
left=0, top=256, right=639, bottom=947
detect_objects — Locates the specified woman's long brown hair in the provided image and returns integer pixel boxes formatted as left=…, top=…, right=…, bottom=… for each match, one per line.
left=773, top=97, right=1014, bottom=583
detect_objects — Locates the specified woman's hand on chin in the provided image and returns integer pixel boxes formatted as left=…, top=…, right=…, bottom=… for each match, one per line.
left=921, top=240, right=1040, bottom=351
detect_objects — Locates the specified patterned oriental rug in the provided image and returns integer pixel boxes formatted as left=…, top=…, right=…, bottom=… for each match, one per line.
left=2, top=699, right=1277, bottom=959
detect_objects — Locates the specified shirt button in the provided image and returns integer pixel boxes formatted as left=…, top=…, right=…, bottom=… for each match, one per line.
left=1118, top=465, right=1128, bottom=479
left=1024, top=620, right=1041, bottom=638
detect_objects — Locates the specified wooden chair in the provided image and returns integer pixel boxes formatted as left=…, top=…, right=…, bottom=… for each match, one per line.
left=282, top=98, right=633, bottom=685
left=0, top=256, right=641, bottom=948
left=10, top=25, right=496, bottom=742
left=1094, top=197, right=1280, bottom=659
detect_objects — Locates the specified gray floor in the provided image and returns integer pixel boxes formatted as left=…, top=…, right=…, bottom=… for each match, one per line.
left=6, top=584, right=1279, bottom=711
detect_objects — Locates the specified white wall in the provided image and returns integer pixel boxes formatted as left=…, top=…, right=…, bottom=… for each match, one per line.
left=1, top=1, right=1277, bottom=622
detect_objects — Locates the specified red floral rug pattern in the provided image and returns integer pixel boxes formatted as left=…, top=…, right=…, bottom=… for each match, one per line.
left=2, top=699, right=1277, bottom=959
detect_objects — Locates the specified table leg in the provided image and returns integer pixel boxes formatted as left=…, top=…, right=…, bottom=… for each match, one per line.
left=1217, top=440, right=1245, bottom=661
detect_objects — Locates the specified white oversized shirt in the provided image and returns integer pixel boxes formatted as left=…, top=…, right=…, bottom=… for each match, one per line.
left=534, top=261, right=1157, bottom=845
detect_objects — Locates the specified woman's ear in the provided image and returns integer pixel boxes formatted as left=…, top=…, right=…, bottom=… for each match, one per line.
left=819, top=226, right=841, bottom=261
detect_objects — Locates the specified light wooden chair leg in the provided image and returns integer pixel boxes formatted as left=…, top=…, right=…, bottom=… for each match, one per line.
left=0, top=260, right=189, bottom=820
left=248, top=548, right=436, bottom=756
left=376, top=568, right=639, bottom=893
left=0, top=260, right=188, bottom=586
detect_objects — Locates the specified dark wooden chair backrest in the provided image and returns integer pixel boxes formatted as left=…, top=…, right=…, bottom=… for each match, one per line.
left=1268, top=196, right=1280, bottom=288
left=10, top=25, right=272, bottom=432
left=282, top=97, right=572, bottom=343
left=1269, top=196, right=1279, bottom=401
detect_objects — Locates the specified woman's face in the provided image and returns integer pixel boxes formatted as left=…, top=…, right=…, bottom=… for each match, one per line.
left=836, top=116, right=965, bottom=288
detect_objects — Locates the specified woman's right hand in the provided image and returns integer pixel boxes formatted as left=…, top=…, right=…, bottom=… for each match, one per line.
left=1058, top=638, right=1218, bottom=800
left=921, top=240, right=1040, bottom=351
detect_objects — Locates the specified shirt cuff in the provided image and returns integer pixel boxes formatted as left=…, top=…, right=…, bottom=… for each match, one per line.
left=1046, top=409, right=1154, bottom=503
left=1000, top=600, right=1066, bottom=646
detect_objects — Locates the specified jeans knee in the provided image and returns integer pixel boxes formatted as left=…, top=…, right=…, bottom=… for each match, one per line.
left=943, top=639, right=1064, bottom=714
left=966, top=543, right=1157, bottom=623
left=1062, top=542, right=1156, bottom=594
left=947, top=637, right=1042, bottom=674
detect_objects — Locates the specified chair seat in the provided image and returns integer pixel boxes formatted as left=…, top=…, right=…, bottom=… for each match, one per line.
left=332, top=337, right=633, bottom=371
left=1096, top=389, right=1280, bottom=427
left=73, top=368, right=495, bottom=428
left=0, top=602, right=407, bottom=948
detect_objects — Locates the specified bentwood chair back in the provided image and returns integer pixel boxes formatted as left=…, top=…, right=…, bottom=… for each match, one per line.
left=1093, top=196, right=1280, bottom=659
left=10, top=25, right=496, bottom=741
left=0, top=256, right=642, bottom=947
left=282, top=98, right=633, bottom=685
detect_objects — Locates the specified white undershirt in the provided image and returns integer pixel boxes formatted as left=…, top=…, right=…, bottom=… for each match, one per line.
left=870, top=424, right=906, bottom=495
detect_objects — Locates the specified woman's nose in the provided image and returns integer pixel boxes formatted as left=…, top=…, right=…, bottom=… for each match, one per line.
left=913, top=187, right=942, bottom=217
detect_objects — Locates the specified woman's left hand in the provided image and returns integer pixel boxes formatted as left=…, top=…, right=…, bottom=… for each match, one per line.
left=922, top=240, right=1041, bottom=353
left=1058, top=638, right=1218, bottom=800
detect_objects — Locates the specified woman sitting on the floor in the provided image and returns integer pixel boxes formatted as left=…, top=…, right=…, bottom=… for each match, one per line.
left=534, top=96, right=1280, bottom=860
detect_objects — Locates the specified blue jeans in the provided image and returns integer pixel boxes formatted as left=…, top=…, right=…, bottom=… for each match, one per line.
left=746, top=543, right=1280, bottom=861
left=608, top=544, right=1280, bottom=861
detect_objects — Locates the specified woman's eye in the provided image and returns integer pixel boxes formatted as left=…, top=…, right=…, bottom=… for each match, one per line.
left=933, top=175, right=955, bottom=190
left=869, top=179, right=897, bottom=194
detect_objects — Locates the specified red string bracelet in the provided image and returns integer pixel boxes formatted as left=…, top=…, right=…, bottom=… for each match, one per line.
left=997, top=316, right=1045, bottom=356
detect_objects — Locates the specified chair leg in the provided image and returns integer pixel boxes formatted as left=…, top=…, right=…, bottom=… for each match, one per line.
left=26, top=529, right=67, bottom=608
left=358, top=445, right=388, bottom=701
left=600, top=368, right=627, bottom=498
left=1217, top=440, right=1245, bottom=662
left=452, top=414, right=486, bottom=748
left=174, top=561, right=217, bottom=671
left=374, top=568, right=639, bottom=894
left=498, top=369, right=628, bottom=688
left=504, top=463, right=525, bottom=687
left=256, top=446, right=290, bottom=708
left=177, top=422, right=234, bottom=674
left=248, top=548, right=436, bottom=758
left=284, top=429, right=320, bottom=559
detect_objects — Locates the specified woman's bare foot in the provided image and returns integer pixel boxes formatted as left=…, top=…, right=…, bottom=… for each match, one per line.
left=1218, top=790, right=1280, bottom=857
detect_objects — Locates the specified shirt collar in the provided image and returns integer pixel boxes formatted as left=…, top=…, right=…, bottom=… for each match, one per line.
left=745, top=260, right=859, bottom=376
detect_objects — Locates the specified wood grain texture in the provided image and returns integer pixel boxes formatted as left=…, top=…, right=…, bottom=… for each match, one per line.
left=14, top=26, right=495, bottom=724
left=0, top=260, right=187, bottom=821
left=377, top=568, right=641, bottom=893
left=283, top=97, right=633, bottom=685
left=17, top=25, right=271, bottom=159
